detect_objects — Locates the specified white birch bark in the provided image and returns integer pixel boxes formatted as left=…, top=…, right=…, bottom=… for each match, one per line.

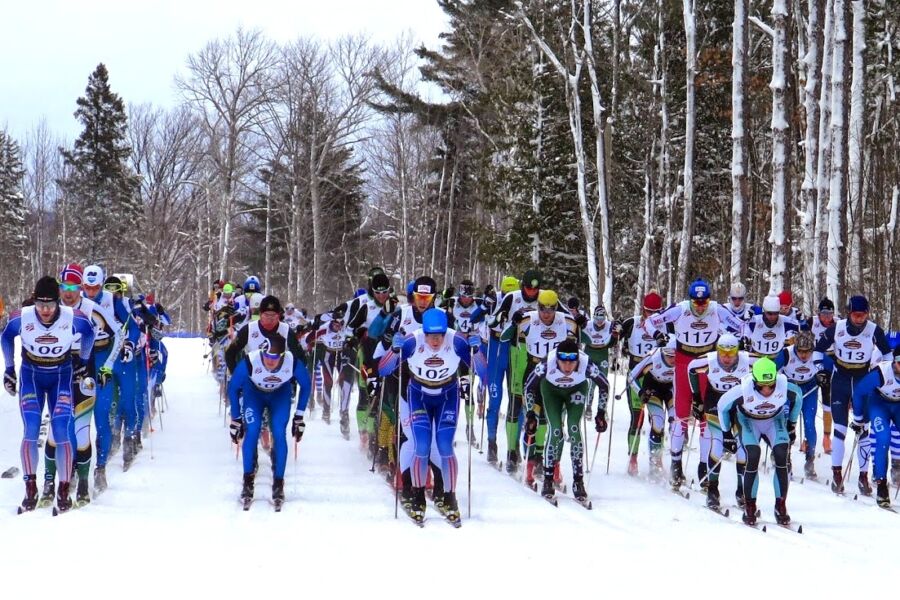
left=769, top=0, right=790, bottom=293
left=676, top=0, right=697, bottom=296
left=813, top=0, right=835, bottom=298
left=731, top=0, right=749, bottom=285
left=846, top=0, right=866, bottom=290
left=826, top=0, right=849, bottom=304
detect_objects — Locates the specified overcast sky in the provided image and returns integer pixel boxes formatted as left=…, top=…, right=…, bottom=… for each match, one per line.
left=0, top=0, right=448, bottom=141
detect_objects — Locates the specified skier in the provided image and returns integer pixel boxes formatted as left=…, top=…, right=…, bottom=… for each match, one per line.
left=524, top=338, right=609, bottom=504
left=377, top=308, right=483, bottom=524
left=687, top=334, right=752, bottom=508
left=228, top=337, right=311, bottom=510
left=814, top=295, right=891, bottom=493
left=469, top=271, right=541, bottom=467
left=2, top=276, right=96, bottom=513
left=776, top=330, right=822, bottom=478
left=645, top=278, right=745, bottom=486
left=443, top=279, right=483, bottom=445
left=721, top=282, right=758, bottom=322
left=618, top=291, right=666, bottom=475
left=743, top=295, right=801, bottom=360
left=39, top=264, right=115, bottom=507
left=778, top=290, right=806, bottom=324
left=718, top=358, right=802, bottom=526
left=628, top=337, right=676, bottom=478
left=499, top=289, right=576, bottom=485
left=581, top=305, right=620, bottom=422
left=81, top=266, right=140, bottom=486
left=808, top=298, right=837, bottom=454
left=851, top=346, right=900, bottom=507
left=307, top=307, right=353, bottom=428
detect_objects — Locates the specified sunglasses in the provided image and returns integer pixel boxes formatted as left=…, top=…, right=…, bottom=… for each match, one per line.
left=718, top=347, right=739, bottom=355
left=539, top=306, right=556, bottom=313
left=557, top=351, right=578, bottom=361
left=60, top=283, right=80, bottom=292
left=104, top=283, right=125, bottom=293
left=262, top=351, right=284, bottom=361
left=692, top=298, right=709, bottom=305
left=819, top=310, right=834, bottom=316
left=730, top=296, right=744, bottom=301
left=35, top=299, right=58, bottom=309
left=413, top=292, right=434, bottom=302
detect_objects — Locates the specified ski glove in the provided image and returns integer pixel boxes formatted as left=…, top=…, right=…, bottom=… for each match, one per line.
left=574, top=314, right=588, bottom=329
left=73, top=359, right=88, bottom=381
left=850, top=416, right=866, bottom=435
left=594, top=410, right=608, bottom=433
left=97, top=366, right=113, bottom=387
left=391, top=334, right=405, bottom=353
left=121, top=341, right=135, bottom=363
left=3, top=368, right=16, bottom=395
left=230, top=418, right=244, bottom=444
left=292, top=414, right=306, bottom=442
left=653, top=331, right=668, bottom=346
left=639, top=388, right=654, bottom=404
left=740, top=337, right=754, bottom=352
left=459, top=378, right=471, bottom=402
left=816, top=371, right=829, bottom=387
left=467, top=335, right=481, bottom=349
left=788, top=421, right=797, bottom=444
left=723, top=431, right=738, bottom=455
left=691, top=401, right=704, bottom=421
left=511, top=309, right=527, bottom=326
left=149, top=349, right=161, bottom=365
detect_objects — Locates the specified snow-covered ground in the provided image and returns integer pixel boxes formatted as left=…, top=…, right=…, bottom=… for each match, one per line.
left=0, top=338, right=896, bottom=597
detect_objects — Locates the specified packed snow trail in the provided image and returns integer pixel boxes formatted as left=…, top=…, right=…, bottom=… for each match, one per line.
left=0, top=338, right=896, bottom=596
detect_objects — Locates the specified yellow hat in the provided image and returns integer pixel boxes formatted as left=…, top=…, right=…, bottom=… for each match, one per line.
left=500, top=276, right=519, bottom=294
left=538, top=289, right=558, bottom=307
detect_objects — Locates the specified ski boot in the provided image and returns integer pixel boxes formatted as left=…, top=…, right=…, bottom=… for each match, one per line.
left=540, top=474, right=555, bottom=500
left=804, top=455, right=817, bottom=479
left=359, top=431, right=369, bottom=454
left=670, top=460, right=685, bottom=487
left=706, top=481, right=721, bottom=510
left=876, top=478, right=891, bottom=509
left=441, top=491, right=461, bottom=525
left=55, top=482, right=72, bottom=514
left=76, top=476, right=90, bottom=507
left=109, top=432, right=121, bottom=456
left=822, top=433, right=832, bottom=454
left=858, top=472, right=873, bottom=496
left=339, top=411, right=350, bottom=439
left=572, top=476, right=588, bottom=501
left=553, top=462, right=564, bottom=490
left=38, top=477, right=55, bottom=508
left=410, top=487, right=426, bottom=522
left=830, top=466, right=844, bottom=494
left=505, top=450, right=520, bottom=475
left=487, top=441, right=498, bottom=465
left=134, top=431, right=143, bottom=454
left=322, top=404, right=331, bottom=425
left=524, top=458, right=538, bottom=489
left=94, top=466, right=107, bottom=493
left=19, top=476, right=38, bottom=513
left=240, top=473, right=255, bottom=509
left=774, top=497, right=790, bottom=525
left=375, top=447, right=390, bottom=475
left=627, top=454, right=639, bottom=477
left=735, top=488, right=746, bottom=508
left=892, top=459, right=900, bottom=487
left=742, top=498, right=758, bottom=526
left=697, top=462, right=709, bottom=491
left=272, top=477, right=285, bottom=511
left=122, top=436, right=135, bottom=472
left=584, top=405, right=593, bottom=421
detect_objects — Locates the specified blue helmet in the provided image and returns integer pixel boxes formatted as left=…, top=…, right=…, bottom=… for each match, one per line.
left=355, top=288, right=367, bottom=298
left=422, top=308, right=448, bottom=334
left=244, top=276, right=261, bottom=294
left=689, top=278, right=710, bottom=300
left=847, top=295, right=869, bottom=313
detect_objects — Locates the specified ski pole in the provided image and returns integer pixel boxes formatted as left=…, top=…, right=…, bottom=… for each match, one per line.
left=844, top=428, right=860, bottom=482
left=586, top=429, right=602, bottom=489
left=477, top=383, right=486, bottom=454
left=467, top=345, right=474, bottom=518
left=583, top=380, right=592, bottom=473
left=370, top=378, right=387, bottom=473
left=682, top=417, right=697, bottom=480
left=605, top=354, right=620, bottom=474
left=395, top=357, right=404, bottom=520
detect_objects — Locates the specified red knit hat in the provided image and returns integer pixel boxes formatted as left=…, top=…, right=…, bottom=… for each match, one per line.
left=643, top=291, right=663, bottom=311
left=58, top=263, right=84, bottom=285
left=778, top=290, right=793, bottom=306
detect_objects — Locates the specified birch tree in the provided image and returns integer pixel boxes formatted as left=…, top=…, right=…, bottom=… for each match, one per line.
left=845, top=0, right=865, bottom=291
left=676, top=0, right=697, bottom=296
left=731, top=0, right=750, bottom=285
left=801, top=0, right=825, bottom=309
left=768, top=0, right=792, bottom=293
left=826, top=0, right=850, bottom=303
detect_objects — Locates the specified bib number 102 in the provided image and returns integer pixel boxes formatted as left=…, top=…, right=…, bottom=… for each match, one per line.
left=414, top=366, right=450, bottom=380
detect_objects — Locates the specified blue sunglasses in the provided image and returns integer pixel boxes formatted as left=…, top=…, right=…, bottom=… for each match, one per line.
left=557, top=351, right=578, bottom=361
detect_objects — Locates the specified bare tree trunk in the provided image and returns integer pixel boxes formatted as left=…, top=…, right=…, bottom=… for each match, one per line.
left=769, top=0, right=792, bottom=293
left=443, top=157, right=458, bottom=281
left=814, top=0, right=835, bottom=299
left=846, top=0, right=866, bottom=291
left=802, top=0, right=825, bottom=310
left=826, top=0, right=850, bottom=304
left=676, top=0, right=697, bottom=295
left=731, top=0, right=750, bottom=285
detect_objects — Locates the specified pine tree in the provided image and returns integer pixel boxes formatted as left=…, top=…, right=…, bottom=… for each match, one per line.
left=0, top=130, right=28, bottom=300
left=58, top=63, right=142, bottom=267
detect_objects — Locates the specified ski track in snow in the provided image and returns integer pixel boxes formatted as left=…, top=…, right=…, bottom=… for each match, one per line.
left=0, top=338, right=895, bottom=596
